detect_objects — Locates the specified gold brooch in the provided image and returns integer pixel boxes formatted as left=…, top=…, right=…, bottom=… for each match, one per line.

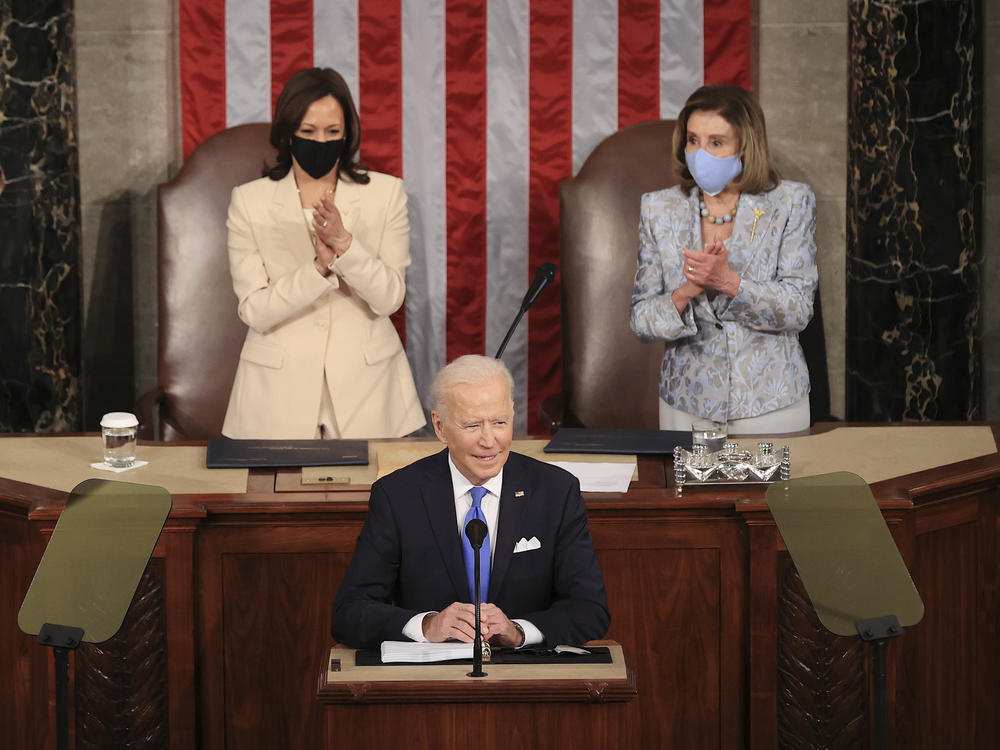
left=750, top=207, right=766, bottom=242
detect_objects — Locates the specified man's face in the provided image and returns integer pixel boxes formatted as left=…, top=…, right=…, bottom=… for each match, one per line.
left=432, top=375, right=514, bottom=486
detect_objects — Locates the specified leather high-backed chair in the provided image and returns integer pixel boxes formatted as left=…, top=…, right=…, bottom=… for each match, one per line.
left=545, top=119, right=831, bottom=431
left=137, top=123, right=274, bottom=440
left=542, top=120, right=681, bottom=430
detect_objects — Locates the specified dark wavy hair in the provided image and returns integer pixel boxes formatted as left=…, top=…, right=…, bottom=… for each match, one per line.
left=264, top=67, right=370, bottom=185
left=672, top=84, right=780, bottom=195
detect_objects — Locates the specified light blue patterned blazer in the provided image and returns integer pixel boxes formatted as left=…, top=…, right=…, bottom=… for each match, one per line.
left=629, top=181, right=818, bottom=422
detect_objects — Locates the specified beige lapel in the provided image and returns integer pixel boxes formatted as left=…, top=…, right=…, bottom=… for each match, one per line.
left=333, top=176, right=361, bottom=236
left=269, top=171, right=315, bottom=265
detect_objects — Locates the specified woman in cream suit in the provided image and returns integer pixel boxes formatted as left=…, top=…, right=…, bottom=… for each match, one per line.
left=630, top=84, right=818, bottom=434
left=222, top=68, right=425, bottom=439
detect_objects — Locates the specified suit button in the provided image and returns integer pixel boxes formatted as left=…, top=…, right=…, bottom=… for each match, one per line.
left=715, top=322, right=723, bottom=330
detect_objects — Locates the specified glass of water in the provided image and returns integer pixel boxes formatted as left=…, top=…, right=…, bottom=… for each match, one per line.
left=101, top=412, right=139, bottom=468
left=691, top=419, right=727, bottom=452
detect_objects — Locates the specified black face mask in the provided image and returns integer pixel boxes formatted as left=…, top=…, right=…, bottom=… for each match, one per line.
left=290, top=135, right=346, bottom=179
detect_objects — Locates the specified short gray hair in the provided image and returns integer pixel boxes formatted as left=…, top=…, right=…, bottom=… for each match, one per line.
left=430, top=355, right=515, bottom=415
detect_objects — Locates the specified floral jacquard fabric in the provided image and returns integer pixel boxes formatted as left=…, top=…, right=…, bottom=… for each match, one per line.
left=629, top=181, right=818, bottom=422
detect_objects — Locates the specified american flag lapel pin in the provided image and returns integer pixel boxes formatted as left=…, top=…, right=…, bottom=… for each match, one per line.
left=515, top=490, right=525, bottom=498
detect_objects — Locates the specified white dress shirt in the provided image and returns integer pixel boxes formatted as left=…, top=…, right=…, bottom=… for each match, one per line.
left=401, top=453, right=543, bottom=646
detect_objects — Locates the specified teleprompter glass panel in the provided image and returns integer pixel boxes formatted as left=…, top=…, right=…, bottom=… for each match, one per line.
left=765, top=471, right=923, bottom=636
left=18, top=479, right=171, bottom=643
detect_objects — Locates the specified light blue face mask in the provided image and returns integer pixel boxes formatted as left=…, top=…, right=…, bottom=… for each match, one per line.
left=684, top=149, right=743, bottom=196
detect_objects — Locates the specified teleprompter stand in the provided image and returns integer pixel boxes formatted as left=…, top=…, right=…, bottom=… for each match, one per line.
left=17, top=479, right=171, bottom=750
left=766, top=472, right=924, bottom=750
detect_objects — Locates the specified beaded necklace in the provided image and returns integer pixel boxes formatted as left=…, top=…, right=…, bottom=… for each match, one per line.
left=699, top=191, right=739, bottom=225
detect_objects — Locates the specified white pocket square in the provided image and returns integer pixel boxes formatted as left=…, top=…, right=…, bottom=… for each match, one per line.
left=513, top=536, right=541, bottom=553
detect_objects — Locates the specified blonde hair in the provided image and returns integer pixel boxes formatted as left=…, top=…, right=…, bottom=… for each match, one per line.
left=430, top=355, right=515, bottom=416
left=671, top=84, right=780, bottom=195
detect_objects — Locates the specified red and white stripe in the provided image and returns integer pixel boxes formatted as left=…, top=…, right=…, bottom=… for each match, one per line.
left=179, top=0, right=752, bottom=433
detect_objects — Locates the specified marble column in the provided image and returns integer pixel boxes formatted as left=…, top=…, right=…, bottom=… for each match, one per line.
left=0, top=0, right=82, bottom=431
left=846, top=0, right=983, bottom=420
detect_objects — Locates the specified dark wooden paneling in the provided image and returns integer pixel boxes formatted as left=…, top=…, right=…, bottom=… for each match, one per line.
left=602, top=547, right=721, bottom=748
left=158, top=527, right=199, bottom=750
left=0, top=507, right=51, bottom=750
left=197, top=524, right=359, bottom=750
left=593, top=516, right=745, bottom=749
left=222, top=551, right=347, bottom=749
left=326, top=701, right=639, bottom=750
left=899, top=498, right=985, bottom=750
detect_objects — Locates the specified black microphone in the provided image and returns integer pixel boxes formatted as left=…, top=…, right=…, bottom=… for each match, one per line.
left=518, top=262, right=557, bottom=314
left=465, top=518, right=488, bottom=549
left=494, top=262, right=558, bottom=359
left=465, top=518, right=488, bottom=678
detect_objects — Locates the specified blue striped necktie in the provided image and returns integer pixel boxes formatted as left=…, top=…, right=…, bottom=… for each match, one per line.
left=462, top=486, right=490, bottom=602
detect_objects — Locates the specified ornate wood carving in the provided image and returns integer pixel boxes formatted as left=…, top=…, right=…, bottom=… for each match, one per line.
left=777, top=557, right=866, bottom=750
left=585, top=681, right=609, bottom=701
left=75, top=563, right=169, bottom=750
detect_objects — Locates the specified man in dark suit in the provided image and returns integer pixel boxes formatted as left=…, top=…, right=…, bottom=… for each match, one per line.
left=331, top=355, right=609, bottom=650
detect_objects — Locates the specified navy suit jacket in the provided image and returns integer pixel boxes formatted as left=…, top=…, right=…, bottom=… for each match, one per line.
left=331, top=449, right=610, bottom=650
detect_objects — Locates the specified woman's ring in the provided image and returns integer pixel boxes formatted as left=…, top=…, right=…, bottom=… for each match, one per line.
left=322, top=220, right=328, bottom=227
left=687, top=265, right=694, bottom=272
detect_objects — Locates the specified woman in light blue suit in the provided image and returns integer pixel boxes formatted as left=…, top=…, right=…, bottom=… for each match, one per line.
left=630, top=84, right=818, bottom=434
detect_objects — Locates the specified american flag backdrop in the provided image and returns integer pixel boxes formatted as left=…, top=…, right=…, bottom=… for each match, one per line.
left=179, top=0, right=752, bottom=433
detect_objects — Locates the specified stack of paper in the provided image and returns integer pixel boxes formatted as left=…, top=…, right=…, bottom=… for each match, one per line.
left=379, top=641, right=473, bottom=663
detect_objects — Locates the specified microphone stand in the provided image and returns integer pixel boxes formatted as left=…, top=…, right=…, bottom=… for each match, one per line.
left=465, top=519, right=488, bottom=678
left=494, top=263, right=557, bottom=359
left=468, top=564, right=487, bottom=678
left=494, top=309, right=526, bottom=360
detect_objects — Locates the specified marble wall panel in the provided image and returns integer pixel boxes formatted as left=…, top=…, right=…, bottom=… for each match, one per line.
left=75, top=0, right=179, bottom=428
left=846, top=0, right=983, bottom=421
left=759, top=8, right=848, bottom=419
left=813, top=196, right=847, bottom=418
left=983, top=5, right=999, bottom=418
left=0, top=1, right=82, bottom=431
left=760, top=0, right=845, bottom=25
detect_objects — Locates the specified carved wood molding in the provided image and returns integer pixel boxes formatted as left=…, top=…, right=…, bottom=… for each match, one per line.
left=75, top=564, right=169, bottom=750
left=777, top=557, right=867, bottom=750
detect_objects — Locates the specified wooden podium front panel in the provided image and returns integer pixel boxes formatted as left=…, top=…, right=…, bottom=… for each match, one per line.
left=326, top=701, right=638, bottom=750
left=0, top=502, right=51, bottom=750
left=897, top=489, right=1000, bottom=750
left=591, top=512, right=746, bottom=749
left=197, top=522, right=361, bottom=750
left=318, top=645, right=639, bottom=749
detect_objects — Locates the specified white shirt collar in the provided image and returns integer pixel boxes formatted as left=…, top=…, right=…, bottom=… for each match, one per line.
left=446, top=452, right=504, bottom=501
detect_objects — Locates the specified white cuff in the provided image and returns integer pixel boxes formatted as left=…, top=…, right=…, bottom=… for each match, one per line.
left=402, top=611, right=434, bottom=642
left=513, top=619, right=543, bottom=648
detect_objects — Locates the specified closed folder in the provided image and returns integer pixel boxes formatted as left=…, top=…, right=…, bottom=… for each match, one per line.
left=543, top=428, right=690, bottom=455
left=205, top=439, right=370, bottom=468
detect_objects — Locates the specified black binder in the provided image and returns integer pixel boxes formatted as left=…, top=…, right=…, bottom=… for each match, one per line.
left=205, top=439, right=370, bottom=468
left=543, top=428, right=690, bottom=455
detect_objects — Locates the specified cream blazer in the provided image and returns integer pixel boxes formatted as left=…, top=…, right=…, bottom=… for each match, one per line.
left=221, top=170, right=426, bottom=439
